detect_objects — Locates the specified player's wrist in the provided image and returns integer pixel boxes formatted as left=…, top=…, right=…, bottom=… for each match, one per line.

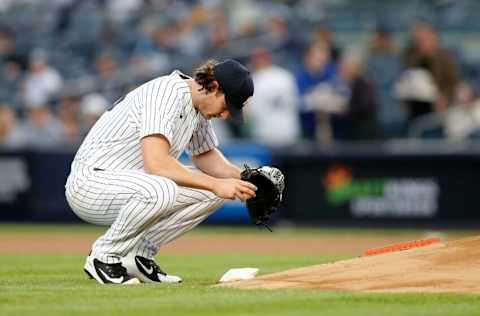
left=203, top=174, right=218, bottom=193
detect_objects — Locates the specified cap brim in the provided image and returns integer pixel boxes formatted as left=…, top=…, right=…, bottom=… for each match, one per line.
left=225, top=94, right=244, bottom=123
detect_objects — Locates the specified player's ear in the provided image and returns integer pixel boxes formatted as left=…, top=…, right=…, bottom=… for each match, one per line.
left=210, top=80, right=220, bottom=93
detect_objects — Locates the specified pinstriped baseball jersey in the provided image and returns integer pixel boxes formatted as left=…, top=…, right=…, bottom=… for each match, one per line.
left=65, top=70, right=226, bottom=265
left=73, top=70, right=218, bottom=170
left=66, top=59, right=255, bottom=276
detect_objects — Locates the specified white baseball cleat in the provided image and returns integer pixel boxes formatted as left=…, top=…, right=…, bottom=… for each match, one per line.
left=122, top=254, right=182, bottom=284
left=84, top=255, right=140, bottom=285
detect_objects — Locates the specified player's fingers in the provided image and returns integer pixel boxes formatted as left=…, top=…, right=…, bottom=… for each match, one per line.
left=240, top=180, right=257, bottom=191
left=235, top=191, right=247, bottom=202
left=242, top=187, right=256, bottom=198
left=237, top=184, right=256, bottom=198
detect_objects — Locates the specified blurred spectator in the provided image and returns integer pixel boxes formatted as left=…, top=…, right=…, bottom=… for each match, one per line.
left=0, top=55, right=25, bottom=108
left=0, top=104, right=18, bottom=146
left=0, top=27, right=15, bottom=62
left=54, top=1, right=82, bottom=34
left=263, top=12, right=290, bottom=50
left=79, top=93, right=109, bottom=138
left=259, top=9, right=302, bottom=68
left=130, top=20, right=173, bottom=78
left=228, top=0, right=261, bottom=38
left=0, top=27, right=25, bottom=107
left=204, top=13, right=233, bottom=61
left=57, top=95, right=81, bottom=145
left=303, top=50, right=379, bottom=141
left=175, top=3, right=212, bottom=60
left=331, top=50, right=379, bottom=140
left=22, top=49, right=64, bottom=106
left=311, top=24, right=341, bottom=64
left=295, top=0, right=327, bottom=24
left=295, top=40, right=337, bottom=141
left=104, top=0, right=143, bottom=25
left=394, top=68, right=438, bottom=123
left=8, top=103, right=65, bottom=148
left=246, top=49, right=301, bottom=146
left=444, top=82, right=480, bottom=140
left=58, top=0, right=104, bottom=61
left=365, top=24, right=406, bottom=138
left=403, top=21, right=459, bottom=110
left=93, top=50, right=124, bottom=101
left=151, top=23, right=180, bottom=55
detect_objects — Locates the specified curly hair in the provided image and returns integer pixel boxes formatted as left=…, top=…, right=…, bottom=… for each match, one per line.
left=193, top=59, right=220, bottom=93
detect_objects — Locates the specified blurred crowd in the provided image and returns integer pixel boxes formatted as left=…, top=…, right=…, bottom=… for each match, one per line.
left=2, top=0, right=480, bottom=149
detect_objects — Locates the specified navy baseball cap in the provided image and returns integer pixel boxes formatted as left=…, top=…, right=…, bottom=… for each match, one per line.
left=213, top=59, right=254, bottom=123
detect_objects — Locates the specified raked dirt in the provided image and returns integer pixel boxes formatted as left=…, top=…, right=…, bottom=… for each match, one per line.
left=218, top=236, right=480, bottom=294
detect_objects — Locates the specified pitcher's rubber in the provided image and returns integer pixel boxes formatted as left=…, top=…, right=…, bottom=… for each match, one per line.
left=362, top=238, right=441, bottom=257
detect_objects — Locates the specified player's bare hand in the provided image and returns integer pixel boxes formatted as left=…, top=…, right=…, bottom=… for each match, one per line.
left=212, top=178, right=257, bottom=201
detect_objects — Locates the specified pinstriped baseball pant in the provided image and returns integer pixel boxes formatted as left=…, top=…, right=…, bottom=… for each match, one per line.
left=65, top=162, right=224, bottom=264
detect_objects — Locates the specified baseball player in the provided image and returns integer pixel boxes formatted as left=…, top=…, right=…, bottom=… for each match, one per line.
left=65, top=59, right=257, bottom=285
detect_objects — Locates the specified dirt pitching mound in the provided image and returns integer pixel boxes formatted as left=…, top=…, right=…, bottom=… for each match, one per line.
left=220, top=235, right=480, bottom=294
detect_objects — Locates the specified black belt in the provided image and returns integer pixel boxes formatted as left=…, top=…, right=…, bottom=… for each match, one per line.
left=93, top=168, right=104, bottom=171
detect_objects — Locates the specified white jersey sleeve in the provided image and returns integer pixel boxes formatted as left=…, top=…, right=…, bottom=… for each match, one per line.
left=138, top=79, right=182, bottom=144
left=186, top=118, right=219, bottom=156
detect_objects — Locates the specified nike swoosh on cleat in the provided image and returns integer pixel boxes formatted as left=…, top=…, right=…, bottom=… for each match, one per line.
left=135, top=257, right=154, bottom=276
left=98, top=269, right=124, bottom=283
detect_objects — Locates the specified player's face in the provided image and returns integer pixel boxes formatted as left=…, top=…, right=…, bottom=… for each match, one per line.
left=202, top=90, right=230, bottom=120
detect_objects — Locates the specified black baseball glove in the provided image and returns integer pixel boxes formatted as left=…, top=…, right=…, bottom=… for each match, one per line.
left=240, top=164, right=285, bottom=231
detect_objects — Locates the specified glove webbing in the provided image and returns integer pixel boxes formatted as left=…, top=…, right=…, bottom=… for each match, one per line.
left=244, top=164, right=273, bottom=232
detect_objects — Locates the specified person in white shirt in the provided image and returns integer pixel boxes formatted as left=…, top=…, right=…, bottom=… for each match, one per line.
left=22, top=49, right=63, bottom=106
left=247, top=49, right=300, bottom=146
left=8, top=103, right=65, bottom=148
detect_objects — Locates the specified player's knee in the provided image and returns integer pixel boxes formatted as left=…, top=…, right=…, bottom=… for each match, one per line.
left=213, top=196, right=225, bottom=208
left=200, top=195, right=224, bottom=217
left=205, top=192, right=225, bottom=210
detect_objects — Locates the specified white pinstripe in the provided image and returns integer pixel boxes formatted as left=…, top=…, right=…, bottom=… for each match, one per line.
left=65, top=71, right=223, bottom=264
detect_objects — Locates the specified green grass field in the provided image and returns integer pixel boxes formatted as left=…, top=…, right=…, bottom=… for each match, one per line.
left=0, top=225, right=479, bottom=316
